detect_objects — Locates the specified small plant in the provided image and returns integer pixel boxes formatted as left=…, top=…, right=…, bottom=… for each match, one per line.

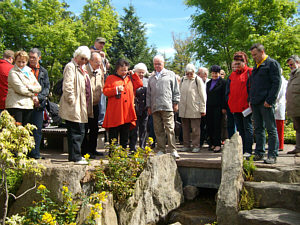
left=23, top=184, right=79, bottom=225
left=239, top=186, right=255, bottom=210
left=94, top=138, right=153, bottom=203
left=0, top=110, right=45, bottom=225
left=243, top=155, right=257, bottom=181
left=84, top=191, right=107, bottom=224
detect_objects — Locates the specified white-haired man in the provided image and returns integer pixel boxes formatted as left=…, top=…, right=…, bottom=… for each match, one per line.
left=146, top=55, right=180, bottom=158
left=81, top=52, right=104, bottom=158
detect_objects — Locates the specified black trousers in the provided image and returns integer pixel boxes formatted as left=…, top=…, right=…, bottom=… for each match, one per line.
left=7, top=108, right=33, bottom=125
left=66, top=120, right=85, bottom=162
left=200, top=115, right=208, bottom=146
left=81, top=105, right=99, bottom=156
left=206, top=106, right=222, bottom=147
left=108, top=123, right=130, bottom=149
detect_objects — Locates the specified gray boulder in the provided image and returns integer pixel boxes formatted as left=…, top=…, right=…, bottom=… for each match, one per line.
left=118, top=154, right=184, bottom=225
left=8, top=163, right=93, bottom=216
left=216, top=132, right=244, bottom=225
left=183, top=185, right=199, bottom=201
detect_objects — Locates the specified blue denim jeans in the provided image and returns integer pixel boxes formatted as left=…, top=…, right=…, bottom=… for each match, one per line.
left=252, top=103, right=279, bottom=158
left=233, top=112, right=253, bottom=154
left=30, top=109, right=44, bottom=158
left=98, top=93, right=106, bottom=126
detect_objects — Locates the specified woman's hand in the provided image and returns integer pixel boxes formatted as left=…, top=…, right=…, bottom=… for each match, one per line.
left=117, top=85, right=124, bottom=92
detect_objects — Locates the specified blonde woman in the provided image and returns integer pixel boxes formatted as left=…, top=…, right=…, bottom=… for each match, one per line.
left=6, top=50, right=41, bottom=125
left=179, top=64, right=206, bottom=153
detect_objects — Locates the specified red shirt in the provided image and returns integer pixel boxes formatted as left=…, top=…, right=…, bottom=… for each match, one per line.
left=0, top=59, right=14, bottom=109
left=228, top=66, right=252, bottom=113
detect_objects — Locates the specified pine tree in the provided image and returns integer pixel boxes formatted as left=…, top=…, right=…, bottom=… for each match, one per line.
left=109, top=5, right=156, bottom=72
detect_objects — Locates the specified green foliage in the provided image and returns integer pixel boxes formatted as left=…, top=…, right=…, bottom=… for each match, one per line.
left=0, top=110, right=45, bottom=224
left=0, top=0, right=119, bottom=97
left=169, top=32, right=196, bottom=76
left=23, top=185, right=78, bottom=225
left=94, top=138, right=153, bottom=203
left=239, top=186, right=255, bottom=210
left=108, top=5, right=157, bottom=72
left=284, top=117, right=296, bottom=144
left=243, top=155, right=257, bottom=181
left=80, top=0, right=118, bottom=50
left=185, top=0, right=299, bottom=71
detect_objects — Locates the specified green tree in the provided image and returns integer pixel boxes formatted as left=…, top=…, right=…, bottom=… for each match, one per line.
left=109, top=5, right=157, bottom=72
left=80, top=0, right=118, bottom=50
left=169, top=32, right=195, bottom=76
left=185, top=0, right=299, bottom=71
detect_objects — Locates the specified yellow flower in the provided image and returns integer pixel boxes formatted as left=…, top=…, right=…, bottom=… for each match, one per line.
left=62, top=186, right=69, bottom=193
left=148, top=137, right=154, bottom=144
left=98, top=192, right=106, bottom=202
left=38, top=184, right=46, bottom=191
left=69, top=223, right=76, bottom=225
left=84, top=153, right=90, bottom=160
left=42, top=212, right=56, bottom=224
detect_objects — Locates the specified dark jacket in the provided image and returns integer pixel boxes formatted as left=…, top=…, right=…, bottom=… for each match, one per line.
left=248, top=56, right=281, bottom=105
left=35, top=65, right=50, bottom=110
left=206, top=77, right=226, bottom=109
left=135, top=86, right=147, bottom=117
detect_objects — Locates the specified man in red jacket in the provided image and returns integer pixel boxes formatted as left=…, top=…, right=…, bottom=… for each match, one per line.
left=0, top=50, right=14, bottom=113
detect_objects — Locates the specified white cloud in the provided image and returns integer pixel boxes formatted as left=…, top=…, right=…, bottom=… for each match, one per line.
left=157, top=47, right=176, bottom=58
left=144, top=23, right=156, bottom=35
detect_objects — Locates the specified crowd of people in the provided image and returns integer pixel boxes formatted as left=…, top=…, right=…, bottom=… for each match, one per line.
left=0, top=39, right=299, bottom=165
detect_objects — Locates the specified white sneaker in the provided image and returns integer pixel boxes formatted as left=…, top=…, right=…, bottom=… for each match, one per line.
left=192, top=148, right=200, bottom=153
left=243, top=153, right=251, bottom=158
left=75, top=159, right=88, bottom=165
left=156, top=151, right=164, bottom=156
left=171, top=151, right=180, bottom=159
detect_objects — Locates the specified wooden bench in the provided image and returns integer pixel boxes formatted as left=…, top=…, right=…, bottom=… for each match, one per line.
left=42, top=126, right=106, bottom=152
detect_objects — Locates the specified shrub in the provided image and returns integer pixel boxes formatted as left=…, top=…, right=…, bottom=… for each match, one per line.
left=94, top=138, right=153, bottom=203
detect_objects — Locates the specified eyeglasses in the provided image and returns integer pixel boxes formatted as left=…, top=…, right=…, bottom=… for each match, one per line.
left=186, top=72, right=194, bottom=76
left=81, top=57, right=88, bottom=61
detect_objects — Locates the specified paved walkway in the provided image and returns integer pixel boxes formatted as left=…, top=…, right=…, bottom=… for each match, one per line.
left=39, top=142, right=300, bottom=169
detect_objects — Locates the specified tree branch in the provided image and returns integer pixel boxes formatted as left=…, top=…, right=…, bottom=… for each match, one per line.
left=9, top=182, right=37, bottom=200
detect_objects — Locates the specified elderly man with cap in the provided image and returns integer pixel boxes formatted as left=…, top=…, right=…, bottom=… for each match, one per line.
left=90, top=37, right=110, bottom=129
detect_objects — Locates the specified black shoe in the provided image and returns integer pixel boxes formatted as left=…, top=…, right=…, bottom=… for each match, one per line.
left=264, top=157, right=276, bottom=164
left=95, top=151, right=104, bottom=156
left=253, top=154, right=264, bottom=161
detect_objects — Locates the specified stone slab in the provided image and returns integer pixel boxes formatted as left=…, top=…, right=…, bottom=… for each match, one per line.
left=238, top=208, right=300, bottom=225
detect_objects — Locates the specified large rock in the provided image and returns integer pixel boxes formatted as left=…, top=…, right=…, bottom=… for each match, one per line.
left=118, top=154, right=184, bottom=225
left=253, top=167, right=300, bottom=183
left=183, top=185, right=199, bottom=201
left=244, top=181, right=300, bottom=212
left=216, top=132, right=244, bottom=225
left=8, top=163, right=94, bottom=216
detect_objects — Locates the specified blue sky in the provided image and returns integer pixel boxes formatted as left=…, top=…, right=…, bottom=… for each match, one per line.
left=64, top=0, right=196, bottom=58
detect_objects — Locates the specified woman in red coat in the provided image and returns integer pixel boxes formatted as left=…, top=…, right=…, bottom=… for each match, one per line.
left=103, top=59, right=143, bottom=149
